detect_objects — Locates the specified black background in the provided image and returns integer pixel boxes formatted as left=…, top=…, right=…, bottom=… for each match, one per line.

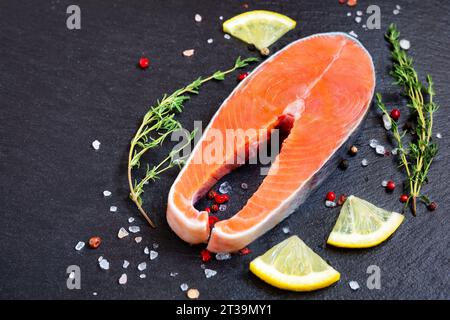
left=0, top=0, right=449, bottom=300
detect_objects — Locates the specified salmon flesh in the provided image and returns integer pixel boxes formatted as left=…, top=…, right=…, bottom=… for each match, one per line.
left=167, top=33, right=376, bottom=253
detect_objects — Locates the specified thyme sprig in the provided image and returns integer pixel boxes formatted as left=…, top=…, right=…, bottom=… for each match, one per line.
left=376, top=24, right=438, bottom=214
left=128, top=57, right=259, bottom=226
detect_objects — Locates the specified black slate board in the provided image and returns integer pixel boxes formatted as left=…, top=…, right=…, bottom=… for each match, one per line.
left=0, top=0, right=449, bottom=300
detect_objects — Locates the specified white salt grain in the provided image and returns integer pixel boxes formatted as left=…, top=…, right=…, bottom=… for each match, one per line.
left=215, top=252, right=231, bottom=261
left=219, top=181, right=232, bottom=194
left=393, top=9, right=400, bottom=15
left=93, top=292, right=98, bottom=296
left=391, top=148, right=398, bottom=155
left=152, top=243, right=159, bottom=249
left=123, top=260, right=130, bottom=269
left=369, top=139, right=379, bottom=148
left=224, top=34, right=231, bottom=40
left=128, top=217, right=135, bottom=223
left=381, top=180, right=388, bottom=187
left=399, top=39, right=411, bottom=50
left=361, top=158, right=369, bottom=167
left=75, top=241, right=85, bottom=251
left=118, top=273, right=127, bottom=285
left=180, top=283, right=189, bottom=291
left=118, top=227, right=129, bottom=239
left=182, top=49, right=195, bottom=57
left=135, top=236, right=142, bottom=243
left=219, top=204, right=227, bottom=211
left=325, top=200, right=336, bottom=208
left=282, top=227, right=290, bottom=234
left=110, top=206, right=118, bottom=213
left=347, top=12, right=352, bottom=17
left=349, top=281, right=360, bottom=290
left=103, top=190, right=111, bottom=197
left=129, top=226, right=140, bottom=233
left=194, top=14, right=202, bottom=22
left=99, top=259, right=110, bottom=270
left=92, top=140, right=101, bottom=150
left=150, top=250, right=158, bottom=260
left=144, top=246, right=149, bottom=255
left=219, top=16, right=224, bottom=20
left=383, top=114, right=392, bottom=130
left=355, top=17, right=362, bottom=23
left=98, top=256, right=104, bottom=262
left=349, top=31, right=358, bottom=38
left=207, top=38, right=214, bottom=44
left=139, top=274, right=146, bottom=279
left=170, top=272, right=178, bottom=277
left=396, top=5, right=401, bottom=10
left=436, top=133, right=442, bottom=139
left=137, top=262, right=147, bottom=271
left=204, top=268, right=217, bottom=279
left=357, top=11, right=363, bottom=16
left=375, top=145, right=386, bottom=155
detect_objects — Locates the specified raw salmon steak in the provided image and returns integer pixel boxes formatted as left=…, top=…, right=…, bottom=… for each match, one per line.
left=167, top=33, right=375, bottom=252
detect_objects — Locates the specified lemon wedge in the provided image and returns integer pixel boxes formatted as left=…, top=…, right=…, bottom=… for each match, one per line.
left=223, top=10, right=296, bottom=50
left=250, top=236, right=340, bottom=292
left=327, top=195, right=404, bottom=249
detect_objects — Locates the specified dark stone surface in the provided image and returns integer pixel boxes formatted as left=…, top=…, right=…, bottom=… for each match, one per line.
left=0, top=0, right=449, bottom=299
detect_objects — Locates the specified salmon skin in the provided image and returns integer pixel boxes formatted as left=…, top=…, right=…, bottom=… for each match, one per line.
left=167, top=33, right=376, bottom=253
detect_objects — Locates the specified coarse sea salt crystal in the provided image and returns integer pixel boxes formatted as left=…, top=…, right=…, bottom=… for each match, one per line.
left=118, top=273, right=127, bottom=285
left=325, top=200, right=336, bottom=208
left=204, top=269, right=217, bottom=279
left=381, top=180, right=388, bottom=187
left=357, top=11, right=363, bottom=16
left=216, top=253, right=231, bottom=261
left=375, top=145, right=385, bottom=155
left=144, top=247, right=149, bottom=255
left=180, top=283, right=189, bottom=291
left=138, top=262, right=147, bottom=271
left=150, top=250, right=158, bottom=260
left=139, top=274, right=146, bottom=279
left=182, top=49, right=195, bottom=57
left=135, top=236, right=142, bottom=243
left=93, top=292, right=98, bottom=296
left=194, top=14, right=202, bottom=22
left=383, top=114, right=392, bottom=130
left=110, top=206, right=117, bottom=213
left=219, top=16, right=224, bottom=20
left=355, top=17, right=362, bottom=23
left=118, top=227, right=129, bottom=239
left=75, top=241, right=85, bottom=251
left=349, top=31, right=358, bottom=38
left=219, top=181, right=232, bottom=194
left=436, top=133, right=442, bottom=139
left=98, top=256, right=104, bottom=262
left=369, top=139, right=379, bottom=148
left=393, top=9, right=400, bottom=15
left=391, top=148, right=398, bottom=155
left=224, top=34, right=231, bottom=40
left=129, top=226, right=140, bottom=233
left=347, top=12, right=352, bottom=17
left=99, top=259, right=110, bottom=270
left=170, top=272, right=178, bottom=277
left=207, top=38, right=213, bottom=44
left=282, top=226, right=290, bottom=234
left=396, top=5, right=401, bottom=10
left=361, top=158, right=369, bottom=167
left=219, top=204, right=227, bottom=211
left=92, top=140, right=101, bottom=150
left=241, top=182, right=248, bottom=190
left=128, top=217, right=135, bottom=223
left=152, top=243, right=159, bottom=249
left=123, top=260, right=130, bottom=268
left=399, top=39, right=411, bottom=50
left=103, top=190, right=111, bottom=197
left=349, top=281, right=360, bottom=290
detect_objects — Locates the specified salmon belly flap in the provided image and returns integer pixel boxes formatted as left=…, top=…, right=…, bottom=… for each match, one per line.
left=167, top=33, right=376, bottom=252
